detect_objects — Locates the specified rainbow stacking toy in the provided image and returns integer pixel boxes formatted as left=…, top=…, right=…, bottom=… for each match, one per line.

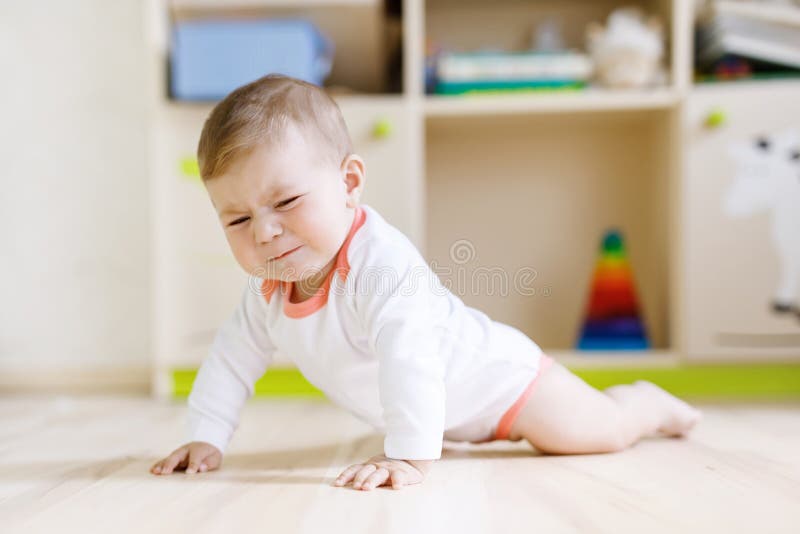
left=577, top=229, right=650, bottom=350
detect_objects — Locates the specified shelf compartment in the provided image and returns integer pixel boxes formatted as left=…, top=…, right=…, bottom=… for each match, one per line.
left=424, top=0, right=677, bottom=94
left=162, top=0, right=398, bottom=95
left=425, top=110, right=675, bottom=353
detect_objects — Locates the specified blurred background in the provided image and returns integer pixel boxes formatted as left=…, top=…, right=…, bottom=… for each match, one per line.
left=1, top=0, right=799, bottom=400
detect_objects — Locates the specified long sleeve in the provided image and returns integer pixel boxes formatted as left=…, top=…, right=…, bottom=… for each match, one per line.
left=186, top=282, right=275, bottom=455
left=353, top=242, right=448, bottom=460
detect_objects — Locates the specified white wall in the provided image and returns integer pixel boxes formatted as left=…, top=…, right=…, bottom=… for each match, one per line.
left=0, top=1, right=150, bottom=375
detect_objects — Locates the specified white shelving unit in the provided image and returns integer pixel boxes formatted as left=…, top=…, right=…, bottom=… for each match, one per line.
left=147, top=0, right=800, bottom=398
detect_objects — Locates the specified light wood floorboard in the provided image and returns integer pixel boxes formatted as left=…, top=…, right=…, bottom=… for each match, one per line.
left=1, top=395, right=798, bottom=533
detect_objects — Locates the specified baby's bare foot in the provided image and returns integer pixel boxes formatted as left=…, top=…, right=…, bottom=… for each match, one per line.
left=634, top=380, right=702, bottom=437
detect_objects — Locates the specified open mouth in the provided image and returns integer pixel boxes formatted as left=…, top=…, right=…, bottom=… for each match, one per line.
left=269, top=245, right=303, bottom=262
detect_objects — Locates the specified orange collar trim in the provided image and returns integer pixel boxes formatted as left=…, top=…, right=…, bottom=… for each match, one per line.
left=259, top=205, right=366, bottom=319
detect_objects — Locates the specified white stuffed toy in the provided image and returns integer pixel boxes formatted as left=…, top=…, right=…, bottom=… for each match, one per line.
left=586, top=7, right=666, bottom=88
left=723, top=128, right=800, bottom=314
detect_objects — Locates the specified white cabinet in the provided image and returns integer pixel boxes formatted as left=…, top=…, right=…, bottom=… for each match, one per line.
left=683, top=81, right=800, bottom=361
left=145, top=0, right=800, bottom=400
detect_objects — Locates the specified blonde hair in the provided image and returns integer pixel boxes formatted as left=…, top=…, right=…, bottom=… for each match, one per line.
left=197, top=74, right=353, bottom=180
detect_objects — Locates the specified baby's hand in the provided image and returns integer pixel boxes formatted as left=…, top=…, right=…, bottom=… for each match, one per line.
left=333, top=454, right=431, bottom=491
left=150, top=441, right=222, bottom=476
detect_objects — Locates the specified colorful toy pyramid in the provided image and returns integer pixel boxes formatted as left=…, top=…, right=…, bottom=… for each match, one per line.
left=577, top=229, right=650, bottom=350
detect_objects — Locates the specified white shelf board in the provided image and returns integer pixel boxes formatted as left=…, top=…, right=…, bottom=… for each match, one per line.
left=171, top=0, right=379, bottom=9
left=424, top=88, right=681, bottom=117
left=549, top=349, right=679, bottom=368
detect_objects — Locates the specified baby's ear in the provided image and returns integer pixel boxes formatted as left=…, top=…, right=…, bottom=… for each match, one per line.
left=341, top=154, right=366, bottom=204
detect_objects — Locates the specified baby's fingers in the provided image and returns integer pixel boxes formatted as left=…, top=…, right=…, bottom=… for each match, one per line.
left=157, top=448, right=188, bottom=475
left=185, top=448, right=209, bottom=474
left=360, top=467, right=390, bottom=491
left=390, top=470, right=407, bottom=490
left=352, top=464, right=377, bottom=490
left=150, top=457, right=173, bottom=475
left=333, top=464, right=363, bottom=487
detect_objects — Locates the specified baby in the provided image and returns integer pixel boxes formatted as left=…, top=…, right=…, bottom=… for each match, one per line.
left=151, top=74, right=701, bottom=491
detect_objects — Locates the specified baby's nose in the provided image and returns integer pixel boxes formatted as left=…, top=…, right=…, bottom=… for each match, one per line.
left=254, top=216, right=283, bottom=243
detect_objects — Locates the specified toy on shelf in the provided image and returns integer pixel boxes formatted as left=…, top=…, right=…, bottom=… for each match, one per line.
left=586, top=7, right=666, bottom=89
left=532, top=16, right=566, bottom=52
left=722, top=128, right=800, bottom=318
left=576, top=229, right=650, bottom=351
left=711, top=56, right=753, bottom=80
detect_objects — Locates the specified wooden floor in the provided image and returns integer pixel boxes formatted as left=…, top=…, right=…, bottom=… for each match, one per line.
left=1, top=395, right=799, bottom=534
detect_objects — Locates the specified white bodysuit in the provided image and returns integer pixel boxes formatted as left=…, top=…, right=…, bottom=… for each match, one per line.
left=187, top=204, right=549, bottom=460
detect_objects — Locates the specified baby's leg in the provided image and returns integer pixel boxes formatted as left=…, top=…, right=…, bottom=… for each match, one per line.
left=506, top=361, right=702, bottom=454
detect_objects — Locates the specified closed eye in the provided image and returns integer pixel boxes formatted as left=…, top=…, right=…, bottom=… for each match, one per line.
left=228, top=216, right=250, bottom=227
left=276, top=195, right=301, bottom=209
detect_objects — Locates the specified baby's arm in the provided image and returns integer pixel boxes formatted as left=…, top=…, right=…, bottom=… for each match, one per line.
left=151, top=284, right=275, bottom=475
left=336, top=244, right=447, bottom=490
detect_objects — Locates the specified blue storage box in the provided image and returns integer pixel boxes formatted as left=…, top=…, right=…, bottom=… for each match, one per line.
left=170, top=19, right=334, bottom=101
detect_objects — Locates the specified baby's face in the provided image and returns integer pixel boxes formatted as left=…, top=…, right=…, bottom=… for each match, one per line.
left=205, top=124, right=362, bottom=282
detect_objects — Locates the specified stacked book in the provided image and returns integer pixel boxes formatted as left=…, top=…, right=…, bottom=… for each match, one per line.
left=434, top=51, right=592, bottom=95
left=696, top=0, right=800, bottom=71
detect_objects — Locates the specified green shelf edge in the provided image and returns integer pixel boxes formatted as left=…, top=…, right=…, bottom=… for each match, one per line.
left=172, top=363, right=800, bottom=400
